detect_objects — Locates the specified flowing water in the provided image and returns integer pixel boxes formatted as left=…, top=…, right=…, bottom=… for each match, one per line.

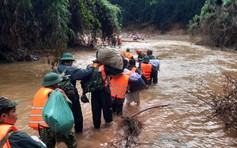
left=1, top=37, right=237, bottom=148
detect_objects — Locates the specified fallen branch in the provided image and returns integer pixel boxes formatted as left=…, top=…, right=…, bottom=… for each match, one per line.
left=130, top=104, right=170, bottom=118
left=107, top=104, right=170, bottom=148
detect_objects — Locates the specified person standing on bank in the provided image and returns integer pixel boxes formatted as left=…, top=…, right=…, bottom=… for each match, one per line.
left=87, top=60, right=113, bottom=129
left=29, top=72, right=77, bottom=148
left=56, top=52, right=92, bottom=133
left=0, top=96, right=46, bottom=148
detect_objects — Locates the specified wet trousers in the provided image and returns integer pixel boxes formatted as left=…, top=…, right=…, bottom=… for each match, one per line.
left=91, top=90, right=113, bottom=128
left=151, top=69, right=158, bottom=84
left=69, top=93, right=83, bottom=133
left=111, top=97, right=125, bottom=115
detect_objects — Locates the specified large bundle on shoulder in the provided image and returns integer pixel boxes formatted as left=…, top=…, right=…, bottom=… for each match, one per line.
left=97, top=48, right=124, bottom=70
left=124, top=69, right=146, bottom=92
left=150, top=59, right=160, bottom=70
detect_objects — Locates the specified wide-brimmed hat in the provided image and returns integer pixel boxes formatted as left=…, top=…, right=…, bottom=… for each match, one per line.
left=0, top=97, right=19, bottom=113
left=42, top=72, right=62, bottom=86
left=60, top=53, right=75, bottom=61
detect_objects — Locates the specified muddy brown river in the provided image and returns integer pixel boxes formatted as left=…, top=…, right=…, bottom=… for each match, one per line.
left=1, top=36, right=237, bottom=147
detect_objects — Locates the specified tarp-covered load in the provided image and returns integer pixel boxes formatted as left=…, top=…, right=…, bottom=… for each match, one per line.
left=124, top=69, right=146, bottom=92
left=42, top=90, right=74, bottom=136
left=150, top=59, right=160, bottom=70
left=97, top=48, right=123, bottom=70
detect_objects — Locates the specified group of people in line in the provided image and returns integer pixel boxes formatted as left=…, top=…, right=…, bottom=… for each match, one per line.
left=0, top=48, right=160, bottom=148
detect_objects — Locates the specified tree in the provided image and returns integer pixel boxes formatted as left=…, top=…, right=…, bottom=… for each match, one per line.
left=189, top=0, right=237, bottom=48
left=0, top=0, right=121, bottom=55
left=109, top=0, right=205, bottom=30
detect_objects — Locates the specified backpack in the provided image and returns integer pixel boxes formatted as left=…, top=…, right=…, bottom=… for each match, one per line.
left=81, top=64, right=105, bottom=94
left=150, top=59, right=160, bottom=70
left=56, top=67, right=75, bottom=98
left=124, top=69, right=146, bottom=92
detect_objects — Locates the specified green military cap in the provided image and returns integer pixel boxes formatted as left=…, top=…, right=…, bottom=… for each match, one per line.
left=60, top=53, right=75, bottom=61
left=0, top=97, right=19, bottom=114
left=143, top=56, right=150, bottom=63
left=42, top=72, right=62, bottom=86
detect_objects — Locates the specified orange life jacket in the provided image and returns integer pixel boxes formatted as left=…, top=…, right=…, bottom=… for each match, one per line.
left=92, top=63, right=110, bottom=87
left=140, top=63, right=152, bottom=80
left=29, top=87, right=54, bottom=130
left=0, top=124, right=18, bottom=148
left=124, top=51, right=133, bottom=60
left=110, top=74, right=129, bottom=99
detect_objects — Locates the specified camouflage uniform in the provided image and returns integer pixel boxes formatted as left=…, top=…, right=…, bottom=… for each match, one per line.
left=39, top=127, right=77, bottom=148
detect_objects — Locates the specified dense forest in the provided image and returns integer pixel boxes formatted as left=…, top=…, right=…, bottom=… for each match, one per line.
left=189, top=0, right=237, bottom=48
left=0, top=0, right=236, bottom=62
left=110, top=0, right=205, bottom=30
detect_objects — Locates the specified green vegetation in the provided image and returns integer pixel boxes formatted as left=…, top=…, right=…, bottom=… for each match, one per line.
left=0, top=0, right=121, bottom=54
left=109, top=0, right=205, bottom=30
left=1, top=0, right=236, bottom=59
left=189, top=0, right=237, bottom=48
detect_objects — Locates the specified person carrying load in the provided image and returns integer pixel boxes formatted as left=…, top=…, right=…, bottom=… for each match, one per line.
left=29, top=72, right=77, bottom=148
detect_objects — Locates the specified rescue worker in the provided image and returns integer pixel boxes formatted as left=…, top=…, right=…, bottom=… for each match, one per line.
left=117, top=36, right=122, bottom=48
left=147, top=50, right=159, bottom=84
left=0, top=97, right=46, bottom=148
left=136, top=50, right=145, bottom=64
left=87, top=60, right=113, bottom=129
left=139, top=56, right=155, bottom=84
left=126, top=58, right=149, bottom=86
left=56, top=52, right=92, bottom=133
left=124, top=59, right=148, bottom=106
left=123, top=48, right=134, bottom=60
left=111, top=35, right=117, bottom=47
left=110, top=73, right=129, bottom=115
left=29, top=72, right=77, bottom=148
